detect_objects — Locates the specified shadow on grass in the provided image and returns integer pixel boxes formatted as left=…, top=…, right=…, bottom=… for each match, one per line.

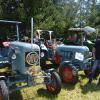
left=78, top=71, right=100, bottom=94
left=62, top=83, right=76, bottom=90
left=80, top=81, right=100, bottom=94
left=37, top=88, right=58, bottom=99
left=9, top=90, right=23, bottom=100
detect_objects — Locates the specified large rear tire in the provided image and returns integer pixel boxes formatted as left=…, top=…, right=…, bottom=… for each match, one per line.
left=0, top=80, right=9, bottom=100
left=59, top=64, right=78, bottom=84
left=46, top=71, right=61, bottom=94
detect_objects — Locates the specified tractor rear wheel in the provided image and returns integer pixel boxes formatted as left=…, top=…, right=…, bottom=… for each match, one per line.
left=59, top=64, right=78, bottom=84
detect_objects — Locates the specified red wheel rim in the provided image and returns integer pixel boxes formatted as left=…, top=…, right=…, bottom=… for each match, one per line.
left=62, top=67, right=73, bottom=82
left=47, top=74, right=56, bottom=92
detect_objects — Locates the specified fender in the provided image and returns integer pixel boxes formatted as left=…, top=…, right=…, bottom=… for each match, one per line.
left=0, top=76, right=6, bottom=80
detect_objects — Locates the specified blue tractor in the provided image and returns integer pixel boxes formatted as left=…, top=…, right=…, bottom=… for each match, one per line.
left=0, top=20, right=61, bottom=100
left=53, top=27, right=96, bottom=84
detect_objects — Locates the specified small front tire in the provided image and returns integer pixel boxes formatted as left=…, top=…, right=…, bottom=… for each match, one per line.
left=0, top=80, right=9, bottom=100
left=46, top=71, right=61, bottom=94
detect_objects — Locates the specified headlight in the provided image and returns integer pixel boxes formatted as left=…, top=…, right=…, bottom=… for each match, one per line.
left=11, top=54, right=16, bottom=59
left=41, top=52, right=45, bottom=58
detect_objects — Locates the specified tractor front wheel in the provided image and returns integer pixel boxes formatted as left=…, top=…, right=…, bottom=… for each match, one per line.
left=46, top=71, right=61, bottom=94
left=0, top=80, right=9, bottom=100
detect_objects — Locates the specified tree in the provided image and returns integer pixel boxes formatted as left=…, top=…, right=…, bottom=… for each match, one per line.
left=0, top=0, right=100, bottom=37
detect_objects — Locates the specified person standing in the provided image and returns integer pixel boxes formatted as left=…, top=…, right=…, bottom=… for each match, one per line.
left=88, top=35, right=100, bottom=83
left=45, top=39, right=53, bottom=59
left=33, top=31, right=40, bottom=45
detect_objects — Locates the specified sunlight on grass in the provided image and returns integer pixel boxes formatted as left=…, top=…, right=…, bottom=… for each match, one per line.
left=9, top=71, right=100, bottom=100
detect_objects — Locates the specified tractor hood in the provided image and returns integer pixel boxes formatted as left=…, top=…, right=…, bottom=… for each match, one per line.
left=56, top=44, right=89, bottom=53
left=9, top=41, right=40, bottom=51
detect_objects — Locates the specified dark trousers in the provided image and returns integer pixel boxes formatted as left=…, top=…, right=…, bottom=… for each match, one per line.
left=89, top=60, right=100, bottom=81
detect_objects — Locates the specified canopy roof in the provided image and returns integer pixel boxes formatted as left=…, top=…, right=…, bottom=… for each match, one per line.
left=68, top=26, right=96, bottom=34
left=68, top=28, right=84, bottom=32
left=0, top=20, right=21, bottom=24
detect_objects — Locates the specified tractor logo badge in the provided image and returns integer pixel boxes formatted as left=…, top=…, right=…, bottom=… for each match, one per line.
left=25, top=52, right=39, bottom=65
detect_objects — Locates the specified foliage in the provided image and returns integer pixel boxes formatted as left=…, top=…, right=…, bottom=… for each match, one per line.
left=0, top=0, right=100, bottom=38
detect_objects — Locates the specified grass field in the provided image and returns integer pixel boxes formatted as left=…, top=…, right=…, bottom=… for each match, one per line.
left=9, top=71, right=100, bottom=100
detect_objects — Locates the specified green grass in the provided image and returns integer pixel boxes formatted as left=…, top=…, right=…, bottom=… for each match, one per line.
left=9, top=71, right=100, bottom=100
